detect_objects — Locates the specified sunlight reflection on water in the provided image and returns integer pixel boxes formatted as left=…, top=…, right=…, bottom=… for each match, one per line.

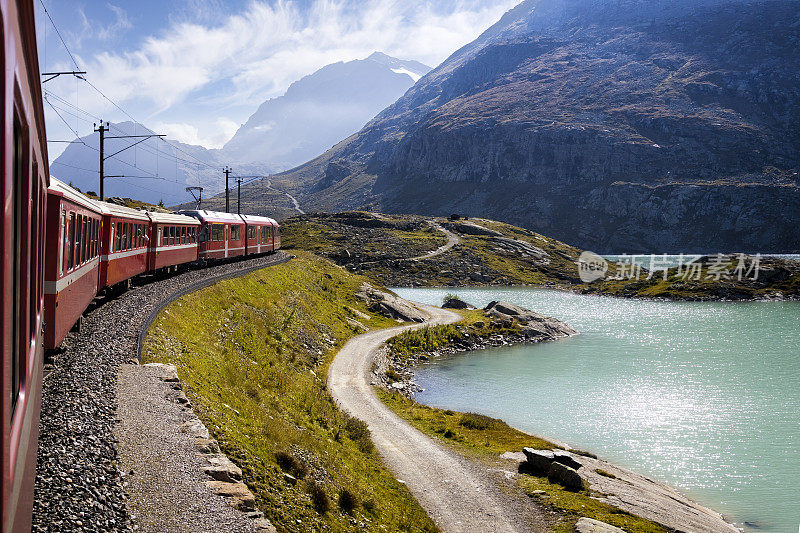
left=392, top=287, right=800, bottom=532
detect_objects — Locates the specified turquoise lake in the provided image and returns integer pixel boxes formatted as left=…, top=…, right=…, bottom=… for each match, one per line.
left=392, top=287, right=800, bottom=532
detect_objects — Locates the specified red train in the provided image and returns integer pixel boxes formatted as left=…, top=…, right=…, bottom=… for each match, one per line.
left=3, top=1, right=282, bottom=529
left=43, top=179, right=281, bottom=350
left=2, top=1, right=48, bottom=530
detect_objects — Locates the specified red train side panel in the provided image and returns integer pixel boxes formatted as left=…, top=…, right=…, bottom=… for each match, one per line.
left=43, top=178, right=102, bottom=349
left=1, top=0, right=48, bottom=530
left=240, top=214, right=279, bottom=255
left=97, top=202, right=149, bottom=289
left=178, top=210, right=245, bottom=260
left=146, top=212, right=200, bottom=270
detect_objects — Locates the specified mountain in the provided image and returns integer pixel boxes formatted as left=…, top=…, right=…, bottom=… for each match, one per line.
left=262, top=0, right=800, bottom=253
left=221, top=52, right=431, bottom=168
left=49, top=121, right=236, bottom=205
left=50, top=52, right=429, bottom=206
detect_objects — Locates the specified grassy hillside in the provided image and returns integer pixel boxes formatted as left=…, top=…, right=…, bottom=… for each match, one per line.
left=282, top=212, right=584, bottom=287
left=282, top=211, right=800, bottom=300
left=141, top=252, right=437, bottom=532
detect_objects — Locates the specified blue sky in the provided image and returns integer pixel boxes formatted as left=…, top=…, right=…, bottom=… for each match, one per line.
left=39, top=0, right=517, bottom=159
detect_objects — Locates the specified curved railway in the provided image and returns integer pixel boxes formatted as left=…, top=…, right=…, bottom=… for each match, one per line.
left=32, top=252, right=290, bottom=532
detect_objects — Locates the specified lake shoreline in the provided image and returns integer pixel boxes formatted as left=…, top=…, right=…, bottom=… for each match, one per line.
left=378, top=299, right=743, bottom=532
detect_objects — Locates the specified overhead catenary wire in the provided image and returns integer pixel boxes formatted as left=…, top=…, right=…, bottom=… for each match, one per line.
left=38, top=1, right=228, bottom=199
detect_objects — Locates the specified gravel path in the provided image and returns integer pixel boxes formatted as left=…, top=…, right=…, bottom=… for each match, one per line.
left=266, top=178, right=304, bottom=214
left=115, top=364, right=259, bottom=533
left=32, top=252, right=288, bottom=533
left=412, top=224, right=460, bottom=261
left=328, top=304, right=550, bottom=533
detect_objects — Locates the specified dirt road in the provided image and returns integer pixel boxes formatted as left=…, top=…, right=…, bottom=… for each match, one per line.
left=412, top=224, right=461, bottom=261
left=328, top=304, right=539, bottom=533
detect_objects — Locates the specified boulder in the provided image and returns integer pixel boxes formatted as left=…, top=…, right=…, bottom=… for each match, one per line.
left=553, top=450, right=583, bottom=470
left=484, top=301, right=578, bottom=339
left=548, top=462, right=584, bottom=491
left=522, top=448, right=554, bottom=475
left=575, top=517, right=626, bottom=533
left=442, top=297, right=475, bottom=310
left=355, top=283, right=428, bottom=322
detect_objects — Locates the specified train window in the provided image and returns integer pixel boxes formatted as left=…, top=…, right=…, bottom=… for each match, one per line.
left=83, top=217, right=89, bottom=263
left=183, top=227, right=187, bottom=244
left=11, top=111, right=26, bottom=409
left=76, top=215, right=84, bottom=264
left=67, top=213, right=75, bottom=269
left=248, top=226, right=255, bottom=239
left=231, top=225, right=240, bottom=241
left=60, top=211, right=66, bottom=273
left=211, top=224, right=223, bottom=241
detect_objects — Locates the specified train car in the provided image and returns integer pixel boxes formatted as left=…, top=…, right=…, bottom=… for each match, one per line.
left=240, top=214, right=279, bottom=255
left=43, top=178, right=102, bottom=350
left=97, top=202, right=150, bottom=289
left=146, top=212, right=200, bottom=272
left=1, top=0, right=49, bottom=530
left=178, top=210, right=246, bottom=260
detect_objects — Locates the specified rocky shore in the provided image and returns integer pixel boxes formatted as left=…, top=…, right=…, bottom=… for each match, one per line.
left=376, top=296, right=739, bottom=532
left=378, top=298, right=577, bottom=395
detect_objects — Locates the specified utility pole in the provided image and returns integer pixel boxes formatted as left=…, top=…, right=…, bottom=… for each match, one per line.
left=224, top=166, right=232, bottom=212
left=95, top=122, right=164, bottom=201
left=94, top=121, right=109, bottom=200
left=236, top=178, right=243, bottom=214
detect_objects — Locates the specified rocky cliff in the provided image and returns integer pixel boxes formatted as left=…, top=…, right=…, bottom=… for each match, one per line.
left=267, top=0, right=800, bottom=253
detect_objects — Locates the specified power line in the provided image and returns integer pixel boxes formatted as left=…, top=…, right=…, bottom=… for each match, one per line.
left=37, top=0, right=81, bottom=71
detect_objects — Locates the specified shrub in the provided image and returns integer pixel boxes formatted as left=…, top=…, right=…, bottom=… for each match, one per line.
left=275, top=451, right=308, bottom=479
left=343, top=412, right=374, bottom=454
left=338, top=488, right=359, bottom=514
left=442, top=293, right=462, bottom=305
left=306, top=480, right=330, bottom=514
left=459, top=412, right=501, bottom=430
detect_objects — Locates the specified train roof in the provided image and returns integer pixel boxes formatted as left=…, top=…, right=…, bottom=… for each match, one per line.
left=177, top=210, right=244, bottom=224
left=239, top=214, right=279, bottom=226
left=95, top=199, right=151, bottom=222
left=48, top=177, right=103, bottom=212
left=146, top=211, right=201, bottom=225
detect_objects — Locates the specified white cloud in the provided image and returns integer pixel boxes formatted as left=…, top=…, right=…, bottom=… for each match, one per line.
left=45, top=0, right=519, bottom=151
left=155, top=117, right=240, bottom=148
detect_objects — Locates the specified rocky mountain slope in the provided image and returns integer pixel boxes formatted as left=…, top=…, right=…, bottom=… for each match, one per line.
left=222, top=52, right=430, bottom=168
left=264, top=0, right=800, bottom=253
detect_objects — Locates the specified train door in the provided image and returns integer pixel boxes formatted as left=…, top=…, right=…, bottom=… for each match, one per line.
left=224, top=225, right=229, bottom=258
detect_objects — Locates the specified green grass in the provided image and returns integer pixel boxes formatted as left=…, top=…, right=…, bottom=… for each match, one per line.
left=377, top=392, right=666, bottom=533
left=281, top=213, right=585, bottom=287
left=142, top=251, right=438, bottom=532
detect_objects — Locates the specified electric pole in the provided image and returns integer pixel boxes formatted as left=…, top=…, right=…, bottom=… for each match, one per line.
left=224, top=166, right=232, bottom=212
left=236, top=178, right=243, bottom=214
left=95, top=122, right=164, bottom=201
left=94, top=121, right=109, bottom=200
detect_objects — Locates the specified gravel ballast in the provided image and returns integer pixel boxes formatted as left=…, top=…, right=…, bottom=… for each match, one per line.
left=32, top=252, right=289, bottom=532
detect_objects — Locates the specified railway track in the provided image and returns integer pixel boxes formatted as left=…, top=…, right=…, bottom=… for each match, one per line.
left=32, top=252, right=290, bottom=533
